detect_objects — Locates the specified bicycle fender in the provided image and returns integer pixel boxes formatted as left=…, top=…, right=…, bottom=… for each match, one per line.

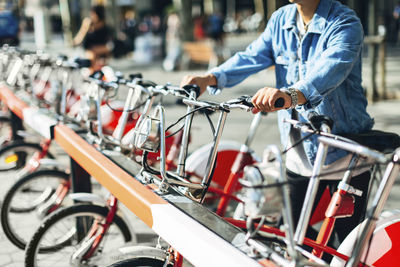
left=331, top=209, right=400, bottom=266
left=186, top=140, right=260, bottom=174
left=117, top=245, right=167, bottom=261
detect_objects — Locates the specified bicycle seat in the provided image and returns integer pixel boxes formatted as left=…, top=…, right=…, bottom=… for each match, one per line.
left=342, top=130, right=400, bottom=154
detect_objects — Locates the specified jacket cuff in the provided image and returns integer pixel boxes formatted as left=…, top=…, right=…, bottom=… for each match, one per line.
left=208, top=70, right=227, bottom=88
left=292, top=80, right=323, bottom=110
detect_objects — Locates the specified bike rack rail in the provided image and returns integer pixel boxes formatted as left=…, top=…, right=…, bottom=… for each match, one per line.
left=0, top=84, right=266, bottom=267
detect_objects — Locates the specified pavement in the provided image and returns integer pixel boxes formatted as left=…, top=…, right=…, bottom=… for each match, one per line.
left=1, top=32, right=400, bottom=266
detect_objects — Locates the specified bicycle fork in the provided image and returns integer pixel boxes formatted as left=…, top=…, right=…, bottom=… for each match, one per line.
left=71, top=195, right=119, bottom=263
left=16, top=139, right=52, bottom=177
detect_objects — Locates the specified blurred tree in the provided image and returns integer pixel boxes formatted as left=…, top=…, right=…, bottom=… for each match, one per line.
left=266, top=0, right=286, bottom=19
left=175, top=0, right=193, bottom=41
left=254, top=0, right=265, bottom=29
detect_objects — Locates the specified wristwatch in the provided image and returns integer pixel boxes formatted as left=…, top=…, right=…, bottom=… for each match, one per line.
left=281, top=87, right=298, bottom=109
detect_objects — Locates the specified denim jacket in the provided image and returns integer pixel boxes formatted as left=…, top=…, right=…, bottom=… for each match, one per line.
left=210, top=0, right=374, bottom=164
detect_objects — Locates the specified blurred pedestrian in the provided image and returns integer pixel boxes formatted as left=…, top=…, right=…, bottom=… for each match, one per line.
left=73, top=5, right=113, bottom=71
left=0, top=5, right=19, bottom=46
left=163, top=11, right=181, bottom=71
left=193, top=15, right=207, bottom=41
left=121, top=9, right=138, bottom=51
left=207, top=12, right=225, bottom=44
left=393, top=1, right=400, bottom=44
left=113, top=9, right=138, bottom=58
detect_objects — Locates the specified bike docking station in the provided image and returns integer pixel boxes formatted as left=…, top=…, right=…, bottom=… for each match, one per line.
left=0, top=81, right=266, bottom=266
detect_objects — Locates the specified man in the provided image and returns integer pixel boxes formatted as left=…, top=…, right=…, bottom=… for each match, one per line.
left=181, top=0, right=374, bottom=243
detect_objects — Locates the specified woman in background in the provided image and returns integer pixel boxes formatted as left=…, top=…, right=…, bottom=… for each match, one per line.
left=73, top=5, right=112, bottom=71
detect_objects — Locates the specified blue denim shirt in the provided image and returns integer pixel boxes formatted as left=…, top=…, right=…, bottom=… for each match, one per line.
left=210, top=0, right=374, bottom=165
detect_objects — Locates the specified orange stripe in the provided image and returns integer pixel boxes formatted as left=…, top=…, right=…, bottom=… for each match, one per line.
left=258, top=259, right=278, bottom=267
left=54, top=124, right=167, bottom=227
left=0, top=85, right=29, bottom=118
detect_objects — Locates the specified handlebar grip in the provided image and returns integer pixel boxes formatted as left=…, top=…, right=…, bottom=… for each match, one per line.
left=274, top=97, right=284, bottom=108
left=182, top=84, right=201, bottom=98
left=129, top=73, right=143, bottom=80
left=243, top=96, right=285, bottom=108
left=74, top=58, right=91, bottom=68
left=57, top=54, right=68, bottom=61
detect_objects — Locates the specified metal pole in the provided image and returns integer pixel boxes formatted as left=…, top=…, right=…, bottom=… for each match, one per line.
left=368, top=0, right=379, bottom=101
left=294, top=125, right=330, bottom=245
left=70, top=157, right=92, bottom=241
left=200, top=110, right=228, bottom=200
left=179, top=0, right=193, bottom=41
left=32, top=0, right=51, bottom=48
left=10, top=111, right=24, bottom=141
left=59, top=0, right=73, bottom=46
left=176, top=92, right=196, bottom=176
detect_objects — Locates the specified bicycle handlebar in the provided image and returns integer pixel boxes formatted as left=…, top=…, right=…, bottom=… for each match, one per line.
left=284, top=115, right=389, bottom=164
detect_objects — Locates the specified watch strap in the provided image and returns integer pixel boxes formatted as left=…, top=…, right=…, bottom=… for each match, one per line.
left=281, top=87, right=298, bottom=109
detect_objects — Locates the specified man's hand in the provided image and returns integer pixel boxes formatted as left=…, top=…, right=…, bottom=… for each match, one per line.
left=251, top=87, right=290, bottom=112
left=251, top=87, right=307, bottom=113
left=180, top=74, right=217, bottom=96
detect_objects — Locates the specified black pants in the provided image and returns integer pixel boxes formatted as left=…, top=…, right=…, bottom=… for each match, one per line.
left=287, top=170, right=371, bottom=243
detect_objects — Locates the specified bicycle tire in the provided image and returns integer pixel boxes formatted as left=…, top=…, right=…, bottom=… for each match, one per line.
left=0, top=141, right=55, bottom=172
left=1, top=169, right=70, bottom=250
left=25, top=204, right=133, bottom=267
left=108, top=257, right=172, bottom=267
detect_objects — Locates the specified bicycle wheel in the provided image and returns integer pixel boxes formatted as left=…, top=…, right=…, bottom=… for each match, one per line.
left=108, top=257, right=172, bottom=267
left=0, top=141, right=54, bottom=172
left=25, top=204, right=133, bottom=267
left=1, top=169, right=70, bottom=250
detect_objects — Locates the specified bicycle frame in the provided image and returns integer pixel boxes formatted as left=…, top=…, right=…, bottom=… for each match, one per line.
left=315, top=137, right=400, bottom=267
left=215, top=112, right=262, bottom=215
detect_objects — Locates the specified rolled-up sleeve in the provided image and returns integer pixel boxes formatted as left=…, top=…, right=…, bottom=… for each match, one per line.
left=209, top=12, right=278, bottom=88
left=293, top=15, right=363, bottom=109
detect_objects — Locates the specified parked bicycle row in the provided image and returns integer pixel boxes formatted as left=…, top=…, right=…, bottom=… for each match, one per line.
left=1, top=46, right=400, bottom=267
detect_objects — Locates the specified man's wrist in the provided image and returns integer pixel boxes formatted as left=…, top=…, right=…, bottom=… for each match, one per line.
left=281, top=87, right=298, bottom=109
left=204, top=73, right=217, bottom=86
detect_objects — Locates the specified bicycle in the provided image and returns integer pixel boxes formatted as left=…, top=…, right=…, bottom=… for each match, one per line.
left=115, top=106, right=399, bottom=266
left=99, top=90, right=277, bottom=266
left=0, top=65, right=144, bottom=250
left=0, top=54, right=88, bottom=175
left=226, top=113, right=400, bottom=266
left=22, top=81, right=189, bottom=266
left=24, top=83, right=266, bottom=266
